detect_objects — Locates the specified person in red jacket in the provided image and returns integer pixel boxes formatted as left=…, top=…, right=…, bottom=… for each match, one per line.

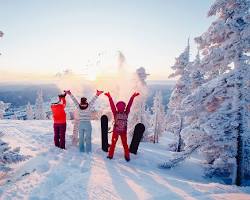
left=51, top=92, right=67, bottom=149
left=105, top=92, right=139, bottom=161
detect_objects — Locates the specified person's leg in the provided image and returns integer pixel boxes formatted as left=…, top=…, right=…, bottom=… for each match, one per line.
left=85, top=122, right=92, bottom=153
left=79, top=123, right=85, bottom=152
left=72, top=120, right=79, bottom=146
left=108, top=132, right=119, bottom=158
left=53, top=124, right=60, bottom=147
left=120, top=133, right=130, bottom=161
left=59, top=123, right=66, bottom=149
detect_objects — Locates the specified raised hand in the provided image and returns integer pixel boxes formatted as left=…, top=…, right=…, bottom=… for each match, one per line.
left=104, top=92, right=111, bottom=97
left=64, top=90, right=71, bottom=95
left=133, top=92, right=140, bottom=97
left=96, top=90, right=104, bottom=96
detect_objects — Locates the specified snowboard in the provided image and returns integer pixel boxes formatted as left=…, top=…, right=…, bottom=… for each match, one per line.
left=129, top=123, right=145, bottom=154
left=101, top=115, right=109, bottom=152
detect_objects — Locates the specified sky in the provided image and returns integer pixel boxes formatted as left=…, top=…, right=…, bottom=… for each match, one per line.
left=0, top=0, right=214, bottom=82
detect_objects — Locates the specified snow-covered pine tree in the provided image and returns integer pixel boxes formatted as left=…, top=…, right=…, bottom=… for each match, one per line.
left=195, top=0, right=250, bottom=80
left=193, top=0, right=250, bottom=186
left=190, top=51, right=205, bottom=90
left=166, top=39, right=191, bottom=151
left=0, top=101, right=5, bottom=119
left=180, top=51, right=205, bottom=129
left=11, top=112, right=18, bottom=120
left=0, top=131, right=28, bottom=172
left=151, top=91, right=166, bottom=143
left=162, top=0, right=250, bottom=185
left=35, top=89, right=46, bottom=120
left=0, top=101, right=9, bottom=119
left=128, top=100, right=151, bottom=141
left=179, top=70, right=249, bottom=185
left=161, top=72, right=239, bottom=180
left=26, top=102, right=34, bottom=120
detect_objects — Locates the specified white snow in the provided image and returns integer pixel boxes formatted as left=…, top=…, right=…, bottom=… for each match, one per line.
left=0, top=120, right=250, bottom=200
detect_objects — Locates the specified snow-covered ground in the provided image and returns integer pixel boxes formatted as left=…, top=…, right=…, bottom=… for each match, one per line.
left=0, top=120, right=250, bottom=200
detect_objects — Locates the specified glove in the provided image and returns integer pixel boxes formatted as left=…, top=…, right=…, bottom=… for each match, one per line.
left=96, top=90, right=104, bottom=96
left=104, top=92, right=111, bottom=97
left=64, top=90, right=71, bottom=95
left=133, top=92, right=140, bottom=97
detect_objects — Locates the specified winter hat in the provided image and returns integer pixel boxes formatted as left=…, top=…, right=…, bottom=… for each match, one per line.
left=116, top=101, right=126, bottom=112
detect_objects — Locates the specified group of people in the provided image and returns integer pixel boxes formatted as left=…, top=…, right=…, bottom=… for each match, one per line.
left=50, top=89, right=139, bottom=161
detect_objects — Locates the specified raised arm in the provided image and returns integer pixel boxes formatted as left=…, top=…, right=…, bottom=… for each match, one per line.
left=64, top=90, right=80, bottom=108
left=89, top=90, right=103, bottom=107
left=125, top=92, right=140, bottom=114
left=70, top=94, right=80, bottom=108
left=88, top=95, right=98, bottom=107
left=104, top=92, right=116, bottom=115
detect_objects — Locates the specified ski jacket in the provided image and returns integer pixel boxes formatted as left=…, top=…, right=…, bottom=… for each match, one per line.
left=70, top=94, right=98, bottom=122
left=107, top=95, right=135, bottom=133
left=51, top=97, right=66, bottom=124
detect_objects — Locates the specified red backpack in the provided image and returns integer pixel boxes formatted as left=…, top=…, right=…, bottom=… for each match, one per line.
left=114, top=112, right=128, bottom=133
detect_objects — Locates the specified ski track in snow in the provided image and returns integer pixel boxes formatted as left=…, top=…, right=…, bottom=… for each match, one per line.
left=0, top=120, right=250, bottom=200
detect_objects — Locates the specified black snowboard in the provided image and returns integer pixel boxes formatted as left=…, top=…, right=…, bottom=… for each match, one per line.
left=129, top=123, right=145, bottom=154
left=101, top=115, right=109, bottom=152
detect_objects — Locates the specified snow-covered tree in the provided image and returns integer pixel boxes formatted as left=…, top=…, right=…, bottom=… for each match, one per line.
left=0, top=101, right=9, bottom=119
left=0, top=131, right=28, bottom=172
left=162, top=0, right=250, bottom=185
left=190, top=51, right=205, bottom=90
left=35, top=89, right=46, bottom=120
left=11, top=112, right=18, bottom=120
left=151, top=91, right=166, bottom=143
left=26, top=102, right=34, bottom=120
left=179, top=69, right=250, bottom=185
left=161, top=72, right=239, bottom=181
left=128, top=100, right=151, bottom=141
left=193, top=0, right=250, bottom=186
left=195, top=0, right=250, bottom=79
left=166, top=39, right=191, bottom=151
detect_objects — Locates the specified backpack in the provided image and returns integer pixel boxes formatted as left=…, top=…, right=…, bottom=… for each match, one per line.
left=114, top=112, right=128, bottom=133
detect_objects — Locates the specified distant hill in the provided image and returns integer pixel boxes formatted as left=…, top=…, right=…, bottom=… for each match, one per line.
left=0, top=82, right=174, bottom=109
left=0, top=84, right=60, bottom=107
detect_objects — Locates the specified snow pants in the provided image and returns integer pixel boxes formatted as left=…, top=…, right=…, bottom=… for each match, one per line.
left=108, top=132, right=130, bottom=159
left=79, top=121, right=92, bottom=153
left=53, top=123, right=66, bottom=149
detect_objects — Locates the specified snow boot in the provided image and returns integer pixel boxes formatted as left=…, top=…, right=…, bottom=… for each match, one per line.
left=125, top=156, right=130, bottom=162
left=107, top=156, right=113, bottom=160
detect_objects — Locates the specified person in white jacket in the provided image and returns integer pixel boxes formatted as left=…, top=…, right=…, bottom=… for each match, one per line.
left=65, top=90, right=103, bottom=153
